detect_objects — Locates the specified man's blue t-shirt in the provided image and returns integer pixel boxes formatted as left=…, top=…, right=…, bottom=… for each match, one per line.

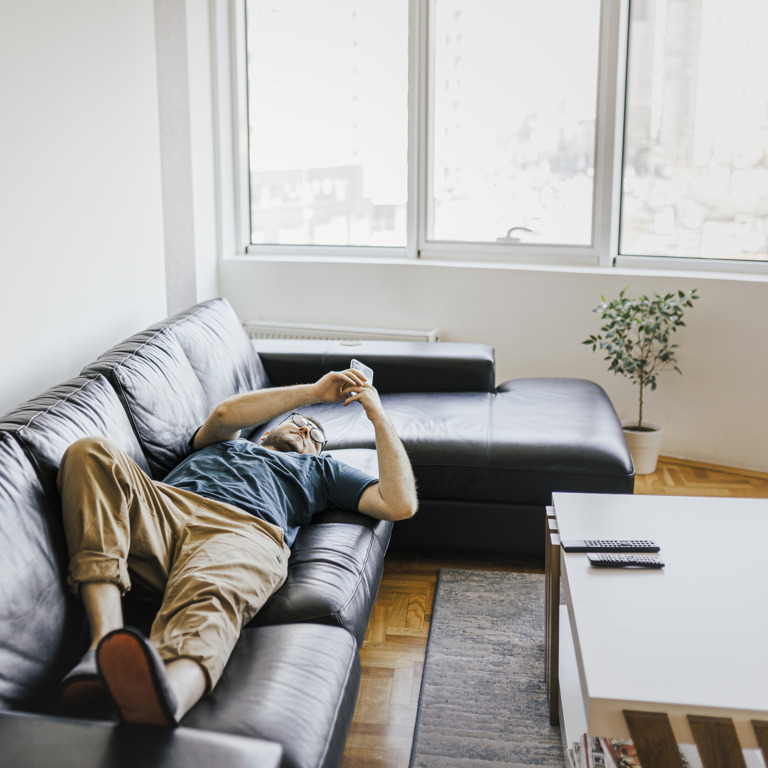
left=162, top=439, right=378, bottom=547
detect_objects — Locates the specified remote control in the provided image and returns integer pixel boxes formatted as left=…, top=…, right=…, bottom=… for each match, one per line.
left=588, top=552, right=665, bottom=568
left=561, top=539, right=660, bottom=553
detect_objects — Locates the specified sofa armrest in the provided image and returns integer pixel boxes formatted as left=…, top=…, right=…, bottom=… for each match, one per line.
left=0, top=711, right=282, bottom=768
left=251, top=339, right=496, bottom=393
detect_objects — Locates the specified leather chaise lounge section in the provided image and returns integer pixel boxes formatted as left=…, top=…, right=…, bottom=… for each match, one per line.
left=0, top=297, right=633, bottom=767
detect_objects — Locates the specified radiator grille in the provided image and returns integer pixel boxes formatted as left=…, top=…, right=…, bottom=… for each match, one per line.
left=244, top=320, right=440, bottom=343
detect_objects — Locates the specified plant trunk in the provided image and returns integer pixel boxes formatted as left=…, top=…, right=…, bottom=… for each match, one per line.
left=638, top=378, right=644, bottom=430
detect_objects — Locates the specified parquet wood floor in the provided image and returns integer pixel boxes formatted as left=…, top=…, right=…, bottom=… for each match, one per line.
left=340, top=457, right=768, bottom=768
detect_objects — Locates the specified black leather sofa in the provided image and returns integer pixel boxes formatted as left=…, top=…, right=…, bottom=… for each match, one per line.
left=0, top=297, right=633, bottom=767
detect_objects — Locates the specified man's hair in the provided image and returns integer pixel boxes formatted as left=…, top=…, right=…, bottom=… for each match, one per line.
left=262, top=413, right=327, bottom=453
left=304, top=414, right=324, bottom=433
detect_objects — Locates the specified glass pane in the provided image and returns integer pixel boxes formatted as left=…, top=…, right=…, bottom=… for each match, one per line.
left=621, top=0, right=768, bottom=261
left=430, top=0, right=601, bottom=246
left=245, top=0, right=408, bottom=247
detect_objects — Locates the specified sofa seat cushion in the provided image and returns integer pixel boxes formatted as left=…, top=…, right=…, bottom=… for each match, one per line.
left=182, top=623, right=359, bottom=768
left=249, top=509, right=392, bottom=647
left=301, top=379, right=634, bottom=505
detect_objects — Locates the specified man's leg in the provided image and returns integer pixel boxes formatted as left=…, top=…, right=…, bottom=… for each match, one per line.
left=57, top=437, right=186, bottom=711
left=58, top=438, right=288, bottom=724
left=76, top=585, right=210, bottom=718
left=150, top=498, right=290, bottom=697
left=58, top=436, right=182, bottom=602
left=95, top=497, right=289, bottom=726
left=96, top=627, right=207, bottom=726
left=81, top=583, right=123, bottom=650
left=166, top=658, right=207, bottom=718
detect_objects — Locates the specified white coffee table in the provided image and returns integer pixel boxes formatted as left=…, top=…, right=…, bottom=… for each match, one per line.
left=548, top=492, right=768, bottom=765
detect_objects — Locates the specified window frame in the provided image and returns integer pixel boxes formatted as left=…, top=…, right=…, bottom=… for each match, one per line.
left=223, top=0, right=768, bottom=275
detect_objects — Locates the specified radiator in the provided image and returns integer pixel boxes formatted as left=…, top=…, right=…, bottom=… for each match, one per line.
left=244, top=319, right=440, bottom=343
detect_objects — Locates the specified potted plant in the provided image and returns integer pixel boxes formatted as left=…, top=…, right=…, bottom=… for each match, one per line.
left=583, top=288, right=699, bottom=474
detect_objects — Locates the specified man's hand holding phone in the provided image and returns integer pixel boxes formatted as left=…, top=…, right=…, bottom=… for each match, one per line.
left=345, top=359, right=384, bottom=420
left=350, top=359, right=374, bottom=389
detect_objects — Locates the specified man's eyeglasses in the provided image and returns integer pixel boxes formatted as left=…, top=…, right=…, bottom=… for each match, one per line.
left=283, top=412, right=327, bottom=450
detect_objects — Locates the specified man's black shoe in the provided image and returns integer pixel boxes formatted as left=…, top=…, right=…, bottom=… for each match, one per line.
left=97, top=627, right=179, bottom=727
left=60, top=648, right=111, bottom=716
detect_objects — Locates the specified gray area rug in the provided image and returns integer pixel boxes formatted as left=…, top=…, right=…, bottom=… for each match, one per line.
left=409, top=569, right=564, bottom=768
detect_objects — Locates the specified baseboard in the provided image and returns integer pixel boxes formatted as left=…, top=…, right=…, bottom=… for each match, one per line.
left=657, top=455, right=768, bottom=481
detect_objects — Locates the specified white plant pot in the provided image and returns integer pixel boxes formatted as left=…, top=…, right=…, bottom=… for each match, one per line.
left=622, top=422, right=664, bottom=475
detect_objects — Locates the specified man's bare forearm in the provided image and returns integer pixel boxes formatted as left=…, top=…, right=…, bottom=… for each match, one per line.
left=193, top=370, right=369, bottom=449
left=368, top=410, right=418, bottom=520
left=194, top=384, right=318, bottom=448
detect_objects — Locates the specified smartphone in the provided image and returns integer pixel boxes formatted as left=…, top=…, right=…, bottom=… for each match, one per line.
left=350, top=359, right=374, bottom=388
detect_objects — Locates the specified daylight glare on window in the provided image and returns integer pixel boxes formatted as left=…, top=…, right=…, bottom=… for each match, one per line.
left=242, top=0, right=768, bottom=266
left=430, top=0, right=601, bottom=246
left=245, top=0, right=409, bottom=247
left=620, top=0, right=768, bottom=262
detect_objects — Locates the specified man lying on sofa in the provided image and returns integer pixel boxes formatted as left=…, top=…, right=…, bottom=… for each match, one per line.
left=57, top=368, right=417, bottom=727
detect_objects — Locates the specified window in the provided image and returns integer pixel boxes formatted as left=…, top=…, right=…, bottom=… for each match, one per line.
left=430, top=0, right=600, bottom=246
left=240, top=0, right=768, bottom=267
left=244, top=0, right=409, bottom=247
left=620, top=0, right=768, bottom=262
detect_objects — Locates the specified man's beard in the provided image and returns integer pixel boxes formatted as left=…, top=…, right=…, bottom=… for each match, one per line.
left=262, top=432, right=303, bottom=453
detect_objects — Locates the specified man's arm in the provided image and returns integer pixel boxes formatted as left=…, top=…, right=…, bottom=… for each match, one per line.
left=193, top=370, right=368, bottom=450
left=351, top=387, right=418, bottom=522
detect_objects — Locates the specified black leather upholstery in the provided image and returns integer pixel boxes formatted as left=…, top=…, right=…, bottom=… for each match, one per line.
left=0, top=711, right=284, bottom=768
left=0, top=375, right=150, bottom=499
left=252, top=338, right=496, bottom=393
left=389, top=497, right=545, bottom=557
left=251, top=511, right=392, bottom=646
left=299, top=381, right=633, bottom=506
left=0, top=432, right=79, bottom=710
left=183, top=624, right=360, bottom=768
left=153, top=298, right=272, bottom=411
left=82, top=331, right=210, bottom=479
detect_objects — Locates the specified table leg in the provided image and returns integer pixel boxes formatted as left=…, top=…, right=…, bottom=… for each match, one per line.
left=688, top=715, right=747, bottom=768
left=623, top=710, right=686, bottom=768
left=751, top=721, right=768, bottom=767
left=546, top=527, right=560, bottom=726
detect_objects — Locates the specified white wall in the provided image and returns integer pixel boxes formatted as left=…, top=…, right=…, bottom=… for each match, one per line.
left=221, top=257, right=768, bottom=473
left=0, top=1, right=168, bottom=415
left=154, top=0, right=219, bottom=313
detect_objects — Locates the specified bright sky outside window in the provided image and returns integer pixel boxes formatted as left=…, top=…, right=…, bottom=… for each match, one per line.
left=242, top=0, right=768, bottom=266
left=245, top=0, right=409, bottom=247
left=430, top=0, right=601, bottom=246
left=620, top=0, right=768, bottom=262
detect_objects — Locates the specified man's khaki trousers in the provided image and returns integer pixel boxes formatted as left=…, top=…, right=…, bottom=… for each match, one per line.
left=57, top=436, right=290, bottom=691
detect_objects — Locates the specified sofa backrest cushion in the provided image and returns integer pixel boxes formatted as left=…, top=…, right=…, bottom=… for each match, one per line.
left=0, top=375, right=150, bottom=503
left=162, top=298, right=270, bottom=412
left=82, top=332, right=209, bottom=479
left=251, top=338, right=496, bottom=394
left=0, top=432, right=79, bottom=709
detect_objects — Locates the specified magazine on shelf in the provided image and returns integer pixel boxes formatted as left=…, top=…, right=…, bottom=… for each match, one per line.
left=568, top=733, right=766, bottom=768
left=568, top=736, right=699, bottom=768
